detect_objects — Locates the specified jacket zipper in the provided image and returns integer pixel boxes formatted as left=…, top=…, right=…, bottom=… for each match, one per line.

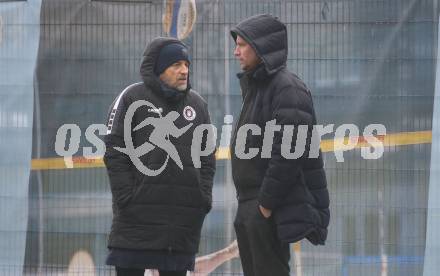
left=231, top=81, right=254, bottom=154
left=167, top=94, right=187, bottom=255
left=231, top=79, right=255, bottom=200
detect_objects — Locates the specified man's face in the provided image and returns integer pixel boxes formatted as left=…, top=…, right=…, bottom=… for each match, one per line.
left=159, top=60, right=189, bottom=91
left=234, top=35, right=261, bottom=71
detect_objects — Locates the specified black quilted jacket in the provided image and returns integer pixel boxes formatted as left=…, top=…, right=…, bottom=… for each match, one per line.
left=103, top=37, right=215, bottom=253
left=230, top=14, right=330, bottom=245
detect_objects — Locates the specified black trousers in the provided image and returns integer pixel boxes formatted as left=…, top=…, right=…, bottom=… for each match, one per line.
left=115, top=267, right=187, bottom=276
left=234, top=199, right=290, bottom=276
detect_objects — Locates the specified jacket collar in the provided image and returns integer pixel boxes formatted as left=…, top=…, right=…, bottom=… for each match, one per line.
left=237, top=62, right=268, bottom=81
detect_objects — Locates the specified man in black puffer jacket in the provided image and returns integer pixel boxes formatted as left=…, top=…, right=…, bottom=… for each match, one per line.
left=103, top=37, right=215, bottom=276
left=230, top=14, right=330, bottom=276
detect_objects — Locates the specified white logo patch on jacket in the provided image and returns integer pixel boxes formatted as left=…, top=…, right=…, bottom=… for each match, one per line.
left=148, top=107, right=163, bottom=115
left=183, top=106, right=196, bottom=121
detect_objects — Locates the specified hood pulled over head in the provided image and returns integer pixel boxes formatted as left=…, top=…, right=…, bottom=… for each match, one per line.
left=231, top=14, right=288, bottom=75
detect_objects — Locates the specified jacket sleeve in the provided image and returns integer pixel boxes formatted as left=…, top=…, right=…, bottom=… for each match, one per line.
left=103, top=92, right=135, bottom=209
left=199, top=103, right=216, bottom=213
left=258, top=85, right=314, bottom=210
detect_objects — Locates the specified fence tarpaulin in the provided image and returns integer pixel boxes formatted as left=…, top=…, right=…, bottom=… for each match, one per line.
left=0, top=0, right=42, bottom=274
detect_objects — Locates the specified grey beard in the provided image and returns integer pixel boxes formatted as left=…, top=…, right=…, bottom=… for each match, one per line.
left=176, top=84, right=187, bottom=91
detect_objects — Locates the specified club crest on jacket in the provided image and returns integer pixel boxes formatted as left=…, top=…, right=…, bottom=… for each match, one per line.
left=183, top=105, right=196, bottom=121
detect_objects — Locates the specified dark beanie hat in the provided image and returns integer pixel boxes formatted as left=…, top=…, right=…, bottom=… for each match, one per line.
left=154, top=42, right=190, bottom=75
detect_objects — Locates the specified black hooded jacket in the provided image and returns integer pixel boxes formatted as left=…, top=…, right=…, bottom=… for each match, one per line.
left=103, top=37, right=215, bottom=253
left=230, top=14, right=330, bottom=245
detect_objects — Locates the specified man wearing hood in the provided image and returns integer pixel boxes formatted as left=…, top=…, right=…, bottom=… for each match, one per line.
left=103, top=37, right=215, bottom=276
left=230, top=14, right=330, bottom=275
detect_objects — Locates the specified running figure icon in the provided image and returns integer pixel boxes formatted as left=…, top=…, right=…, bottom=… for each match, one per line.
left=114, top=100, right=193, bottom=176
left=133, top=110, right=192, bottom=169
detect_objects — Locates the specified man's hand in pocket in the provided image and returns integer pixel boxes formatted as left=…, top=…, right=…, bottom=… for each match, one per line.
left=259, top=205, right=272, bottom=218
